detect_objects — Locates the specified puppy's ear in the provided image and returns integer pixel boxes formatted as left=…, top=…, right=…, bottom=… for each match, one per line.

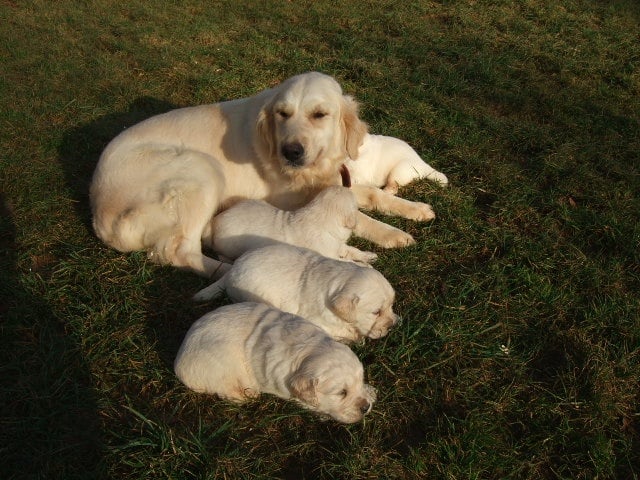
left=341, top=95, right=368, bottom=160
left=343, top=211, right=358, bottom=230
left=330, top=290, right=360, bottom=322
left=337, top=188, right=359, bottom=229
left=288, top=374, right=319, bottom=407
left=256, top=102, right=276, bottom=158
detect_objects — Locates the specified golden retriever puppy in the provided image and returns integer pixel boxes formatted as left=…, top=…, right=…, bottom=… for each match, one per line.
left=205, top=186, right=377, bottom=264
left=174, top=302, right=377, bottom=423
left=90, top=72, right=435, bottom=277
left=346, top=134, right=449, bottom=194
left=193, top=244, right=398, bottom=343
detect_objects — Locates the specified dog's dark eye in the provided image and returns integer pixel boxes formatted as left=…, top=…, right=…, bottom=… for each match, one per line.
left=277, top=110, right=291, bottom=119
left=312, top=111, right=327, bottom=119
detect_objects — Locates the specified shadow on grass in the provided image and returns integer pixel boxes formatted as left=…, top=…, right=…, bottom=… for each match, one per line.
left=0, top=195, right=104, bottom=479
left=56, top=98, right=260, bottom=475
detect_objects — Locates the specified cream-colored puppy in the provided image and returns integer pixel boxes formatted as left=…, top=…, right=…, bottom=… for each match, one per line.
left=345, top=134, right=449, bottom=195
left=205, top=186, right=377, bottom=264
left=174, top=302, right=377, bottom=423
left=193, top=244, right=398, bottom=343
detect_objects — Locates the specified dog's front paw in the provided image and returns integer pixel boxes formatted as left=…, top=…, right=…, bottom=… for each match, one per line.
left=406, top=202, right=436, bottom=222
left=379, top=229, right=415, bottom=248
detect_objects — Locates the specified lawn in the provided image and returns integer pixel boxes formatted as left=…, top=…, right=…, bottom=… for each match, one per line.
left=1, top=1, right=639, bottom=478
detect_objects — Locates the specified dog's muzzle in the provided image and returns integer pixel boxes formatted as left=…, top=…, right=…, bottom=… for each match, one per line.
left=281, top=142, right=305, bottom=166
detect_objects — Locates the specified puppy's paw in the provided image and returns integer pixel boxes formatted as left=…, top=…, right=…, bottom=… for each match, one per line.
left=406, top=202, right=436, bottom=222
left=429, top=171, right=449, bottom=186
left=379, top=229, right=415, bottom=248
left=360, top=251, right=378, bottom=264
left=192, top=285, right=223, bottom=302
left=364, top=384, right=377, bottom=403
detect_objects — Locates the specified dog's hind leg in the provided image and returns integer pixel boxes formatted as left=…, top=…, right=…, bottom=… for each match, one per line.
left=151, top=184, right=231, bottom=279
left=143, top=150, right=231, bottom=278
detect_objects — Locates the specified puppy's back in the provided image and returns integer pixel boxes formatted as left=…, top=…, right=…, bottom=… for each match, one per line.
left=174, top=302, right=332, bottom=401
left=174, top=303, right=262, bottom=399
left=211, top=200, right=289, bottom=259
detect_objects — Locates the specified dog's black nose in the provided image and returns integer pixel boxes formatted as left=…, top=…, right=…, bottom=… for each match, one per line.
left=360, top=402, right=371, bottom=415
left=281, top=142, right=304, bottom=165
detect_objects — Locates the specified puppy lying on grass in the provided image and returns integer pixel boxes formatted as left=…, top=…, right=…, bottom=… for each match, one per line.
left=345, top=134, right=449, bottom=194
left=203, top=186, right=377, bottom=264
left=193, top=244, right=398, bottom=343
left=174, top=302, right=377, bottom=423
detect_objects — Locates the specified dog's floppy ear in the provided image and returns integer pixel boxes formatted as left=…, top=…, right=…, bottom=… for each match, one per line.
left=256, top=101, right=276, bottom=158
left=341, top=95, right=368, bottom=160
left=330, top=290, right=360, bottom=321
left=288, top=374, right=319, bottom=407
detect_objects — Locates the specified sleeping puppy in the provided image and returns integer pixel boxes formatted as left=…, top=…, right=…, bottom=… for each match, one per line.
left=193, top=244, right=398, bottom=343
left=174, top=302, right=377, bottom=423
left=345, top=134, right=449, bottom=195
left=204, top=185, right=377, bottom=264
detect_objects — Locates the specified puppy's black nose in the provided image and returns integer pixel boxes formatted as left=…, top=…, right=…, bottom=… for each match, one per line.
left=360, top=402, right=371, bottom=415
left=282, top=142, right=304, bottom=166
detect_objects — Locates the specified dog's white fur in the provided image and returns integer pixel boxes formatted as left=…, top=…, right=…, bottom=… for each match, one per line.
left=204, top=186, right=377, bottom=264
left=90, top=72, right=439, bottom=277
left=193, top=244, right=398, bottom=343
left=346, top=134, right=448, bottom=194
left=174, top=302, right=377, bottom=423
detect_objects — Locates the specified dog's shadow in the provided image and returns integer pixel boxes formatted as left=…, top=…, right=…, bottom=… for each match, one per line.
left=57, top=97, right=180, bottom=234
left=56, top=97, right=226, bottom=461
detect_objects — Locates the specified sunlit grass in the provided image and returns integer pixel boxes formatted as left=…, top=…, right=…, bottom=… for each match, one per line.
left=1, top=0, right=639, bottom=478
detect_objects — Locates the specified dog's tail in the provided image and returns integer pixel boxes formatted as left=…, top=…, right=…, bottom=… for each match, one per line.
left=193, top=276, right=226, bottom=302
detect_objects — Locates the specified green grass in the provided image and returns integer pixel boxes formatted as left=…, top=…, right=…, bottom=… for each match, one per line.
left=1, top=0, right=639, bottom=478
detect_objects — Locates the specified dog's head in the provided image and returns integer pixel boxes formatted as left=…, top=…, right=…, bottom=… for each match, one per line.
left=329, top=268, right=398, bottom=340
left=287, top=341, right=376, bottom=423
left=256, top=72, right=368, bottom=180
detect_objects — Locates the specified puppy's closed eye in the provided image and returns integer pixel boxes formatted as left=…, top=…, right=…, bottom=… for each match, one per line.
left=338, top=388, right=348, bottom=398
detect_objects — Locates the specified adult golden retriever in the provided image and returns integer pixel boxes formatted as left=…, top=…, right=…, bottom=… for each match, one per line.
left=90, top=72, right=436, bottom=277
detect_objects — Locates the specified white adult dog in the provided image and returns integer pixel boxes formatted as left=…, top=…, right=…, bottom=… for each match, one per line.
left=345, top=134, right=449, bottom=193
left=174, top=302, right=377, bottom=423
left=205, top=185, right=377, bottom=264
left=193, top=244, right=398, bottom=343
left=90, top=72, right=440, bottom=277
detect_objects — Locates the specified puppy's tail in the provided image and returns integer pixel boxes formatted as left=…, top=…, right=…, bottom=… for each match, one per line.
left=193, top=276, right=226, bottom=302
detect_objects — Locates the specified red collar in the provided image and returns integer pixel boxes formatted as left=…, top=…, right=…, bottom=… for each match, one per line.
left=339, top=164, right=351, bottom=188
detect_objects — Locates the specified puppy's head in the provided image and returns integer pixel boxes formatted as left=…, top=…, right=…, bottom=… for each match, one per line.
left=256, top=72, right=368, bottom=180
left=329, top=269, right=398, bottom=340
left=308, top=186, right=359, bottom=230
left=287, top=342, right=376, bottom=423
